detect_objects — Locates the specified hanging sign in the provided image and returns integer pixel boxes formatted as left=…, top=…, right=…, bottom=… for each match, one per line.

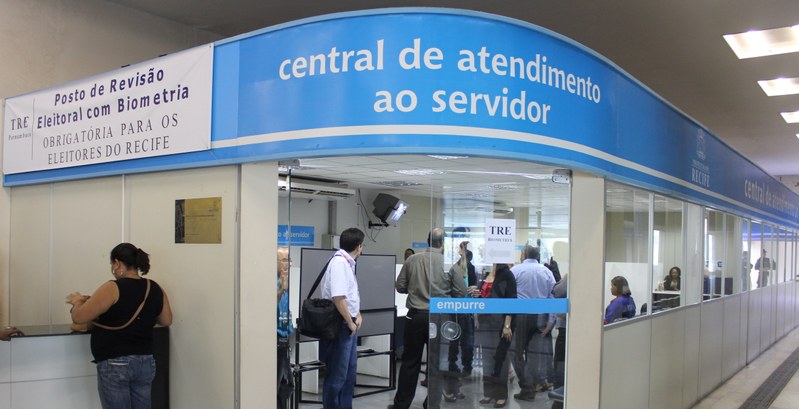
left=3, top=44, right=213, bottom=175
left=484, top=218, right=516, bottom=264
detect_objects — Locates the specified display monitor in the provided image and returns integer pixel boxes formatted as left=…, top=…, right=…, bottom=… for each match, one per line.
left=372, top=193, right=408, bottom=224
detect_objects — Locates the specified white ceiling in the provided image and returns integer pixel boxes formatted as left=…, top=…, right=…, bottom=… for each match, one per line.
left=285, top=155, right=571, bottom=229
left=105, top=0, right=799, bottom=178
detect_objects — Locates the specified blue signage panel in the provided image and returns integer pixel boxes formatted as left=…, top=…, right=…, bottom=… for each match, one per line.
left=430, top=297, right=569, bottom=314
left=277, top=224, right=314, bottom=246
left=411, top=241, right=428, bottom=249
left=6, top=9, right=799, bottom=229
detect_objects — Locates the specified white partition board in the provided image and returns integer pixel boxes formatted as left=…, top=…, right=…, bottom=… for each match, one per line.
left=10, top=335, right=94, bottom=382
left=698, top=299, right=724, bottom=397
left=601, top=320, right=651, bottom=409
left=649, top=310, right=685, bottom=409
left=722, top=295, right=744, bottom=381
left=11, top=376, right=100, bottom=409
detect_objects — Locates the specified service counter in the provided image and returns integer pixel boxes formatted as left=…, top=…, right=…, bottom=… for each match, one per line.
left=0, top=325, right=169, bottom=409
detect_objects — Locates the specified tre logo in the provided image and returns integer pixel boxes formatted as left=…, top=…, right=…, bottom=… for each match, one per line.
left=490, top=226, right=511, bottom=235
left=10, top=116, right=29, bottom=130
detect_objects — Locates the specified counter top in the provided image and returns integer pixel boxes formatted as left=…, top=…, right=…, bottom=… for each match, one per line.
left=9, top=324, right=169, bottom=338
left=10, top=324, right=85, bottom=338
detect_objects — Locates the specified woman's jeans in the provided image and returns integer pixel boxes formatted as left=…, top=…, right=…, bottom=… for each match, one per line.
left=96, top=354, right=156, bottom=409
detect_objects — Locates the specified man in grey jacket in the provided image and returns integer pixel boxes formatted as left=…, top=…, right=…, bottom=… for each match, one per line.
left=390, top=228, right=467, bottom=409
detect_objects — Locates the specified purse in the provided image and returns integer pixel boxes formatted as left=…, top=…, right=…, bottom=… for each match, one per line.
left=299, top=257, right=343, bottom=340
left=93, top=278, right=151, bottom=330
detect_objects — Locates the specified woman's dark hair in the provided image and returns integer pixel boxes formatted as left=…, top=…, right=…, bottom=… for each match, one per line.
left=668, top=266, right=682, bottom=277
left=663, top=266, right=682, bottom=290
left=611, top=275, right=631, bottom=296
left=339, top=228, right=365, bottom=253
left=111, top=243, right=151, bottom=275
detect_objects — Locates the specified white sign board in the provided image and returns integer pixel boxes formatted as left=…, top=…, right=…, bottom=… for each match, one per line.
left=484, top=218, right=516, bottom=264
left=3, top=44, right=213, bottom=175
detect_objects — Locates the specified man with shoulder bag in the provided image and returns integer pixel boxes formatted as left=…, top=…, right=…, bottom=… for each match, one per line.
left=319, top=227, right=365, bottom=409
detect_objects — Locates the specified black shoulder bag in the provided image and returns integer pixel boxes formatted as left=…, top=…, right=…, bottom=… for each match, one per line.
left=299, top=257, right=343, bottom=340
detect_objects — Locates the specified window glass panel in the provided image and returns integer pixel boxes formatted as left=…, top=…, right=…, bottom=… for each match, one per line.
left=725, top=214, right=742, bottom=295
left=754, top=223, right=777, bottom=288
left=652, top=194, right=683, bottom=312
left=683, top=203, right=704, bottom=304
left=605, top=182, right=649, bottom=322
left=704, top=209, right=726, bottom=299
left=790, top=231, right=797, bottom=282
left=775, top=229, right=789, bottom=283
left=741, top=219, right=752, bottom=292
left=794, top=230, right=798, bottom=282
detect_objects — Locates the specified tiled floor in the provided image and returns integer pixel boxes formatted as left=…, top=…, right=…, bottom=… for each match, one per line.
left=692, top=327, right=799, bottom=409
left=296, top=327, right=799, bottom=409
left=298, top=366, right=557, bottom=409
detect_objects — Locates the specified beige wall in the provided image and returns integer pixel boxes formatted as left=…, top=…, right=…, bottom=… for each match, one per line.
left=8, top=165, right=248, bottom=408
left=0, top=0, right=220, bottom=326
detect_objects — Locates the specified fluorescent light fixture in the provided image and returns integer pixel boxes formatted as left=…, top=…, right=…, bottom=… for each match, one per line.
left=427, top=155, right=468, bottom=160
left=758, top=77, right=799, bottom=96
left=781, top=111, right=799, bottom=123
left=394, top=169, right=445, bottom=176
left=723, top=25, right=799, bottom=59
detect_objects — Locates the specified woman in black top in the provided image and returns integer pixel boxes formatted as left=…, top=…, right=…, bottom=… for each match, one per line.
left=473, top=263, right=517, bottom=408
left=662, top=266, right=681, bottom=291
left=68, top=243, right=173, bottom=409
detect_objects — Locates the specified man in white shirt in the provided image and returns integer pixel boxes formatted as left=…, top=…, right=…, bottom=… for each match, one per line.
left=320, top=227, right=365, bottom=409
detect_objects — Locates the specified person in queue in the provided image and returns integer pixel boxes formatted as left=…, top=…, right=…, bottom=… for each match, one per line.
left=319, top=227, right=365, bottom=409
left=511, top=245, right=556, bottom=401
left=404, top=248, right=415, bottom=261
left=67, top=243, right=173, bottom=409
left=604, top=275, right=636, bottom=324
left=471, top=263, right=517, bottom=408
left=444, top=243, right=478, bottom=401
left=390, top=228, right=466, bottom=409
left=551, top=273, right=568, bottom=409
left=0, top=326, right=23, bottom=341
left=276, top=247, right=294, bottom=409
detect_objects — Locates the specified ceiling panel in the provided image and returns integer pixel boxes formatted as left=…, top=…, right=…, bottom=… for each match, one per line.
left=285, top=154, right=571, bottom=229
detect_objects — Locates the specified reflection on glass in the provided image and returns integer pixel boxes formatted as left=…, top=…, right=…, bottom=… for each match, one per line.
left=702, top=209, right=739, bottom=300
left=758, top=224, right=777, bottom=288
left=652, top=195, right=683, bottom=312
left=741, top=219, right=752, bottom=292
left=605, top=182, right=650, bottom=320
left=434, top=163, right=571, bottom=405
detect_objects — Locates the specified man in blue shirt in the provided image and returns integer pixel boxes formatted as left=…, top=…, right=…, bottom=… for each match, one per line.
left=510, top=245, right=556, bottom=401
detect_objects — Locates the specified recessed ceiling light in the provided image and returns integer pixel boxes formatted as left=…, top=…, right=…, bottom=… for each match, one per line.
left=723, top=25, right=799, bottom=59
left=758, top=77, right=799, bottom=96
left=781, top=111, right=799, bottom=123
left=376, top=181, right=423, bottom=187
left=487, top=184, right=520, bottom=191
left=394, top=169, right=445, bottom=176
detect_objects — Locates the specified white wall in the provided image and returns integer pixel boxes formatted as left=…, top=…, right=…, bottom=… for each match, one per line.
left=8, top=166, right=241, bottom=409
